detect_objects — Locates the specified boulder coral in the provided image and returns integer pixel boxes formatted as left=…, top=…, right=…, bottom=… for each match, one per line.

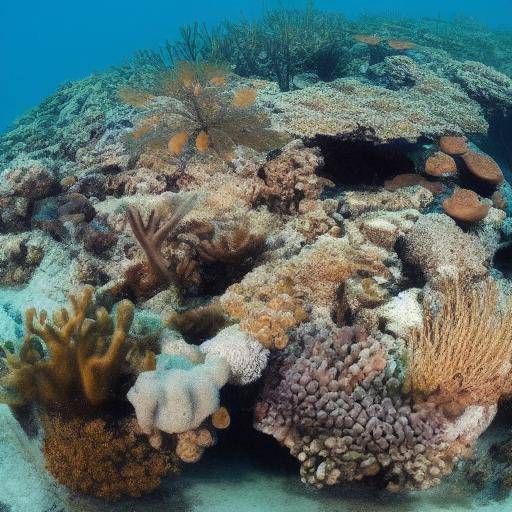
left=127, top=353, right=230, bottom=436
left=254, top=319, right=475, bottom=491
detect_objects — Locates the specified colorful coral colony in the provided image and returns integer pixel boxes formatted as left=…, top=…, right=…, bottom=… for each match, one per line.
left=1, top=7, right=512, bottom=502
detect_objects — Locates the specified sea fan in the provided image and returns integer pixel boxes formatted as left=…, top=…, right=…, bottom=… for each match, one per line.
left=120, top=61, right=288, bottom=161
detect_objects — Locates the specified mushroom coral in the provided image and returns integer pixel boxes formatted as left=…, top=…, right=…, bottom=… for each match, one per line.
left=1, top=286, right=135, bottom=411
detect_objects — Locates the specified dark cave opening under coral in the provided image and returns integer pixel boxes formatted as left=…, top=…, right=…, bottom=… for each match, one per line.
left=206, top=382, right=299, bottom=473
left=310, top=135, right=416, bottom=187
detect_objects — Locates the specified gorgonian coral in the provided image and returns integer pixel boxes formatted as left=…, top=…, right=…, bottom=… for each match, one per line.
left=120, top=61, right=288, bottom=162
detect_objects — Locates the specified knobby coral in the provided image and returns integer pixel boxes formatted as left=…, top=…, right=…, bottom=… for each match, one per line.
left=255, top=320, right=468, bottom=491
left=43, top=415, right=179, bottom=500
left=404, top=280, right=512, bottom=412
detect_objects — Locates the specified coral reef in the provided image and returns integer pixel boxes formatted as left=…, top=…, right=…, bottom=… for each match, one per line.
left=254, top=319, right=478, bottom=491
left=404, top=280, right=512, bottom=410
left=42, top=414, right=179, bottom=500
left=1, top=5, right=512, bottom=506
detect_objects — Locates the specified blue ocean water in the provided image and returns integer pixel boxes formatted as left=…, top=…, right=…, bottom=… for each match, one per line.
left=1, top=0, right=512, bottom=131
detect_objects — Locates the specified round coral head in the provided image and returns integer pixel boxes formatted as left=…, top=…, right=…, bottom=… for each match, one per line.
left=442, top=188, right=489, bottom=223
left=439, top=136, right=468, bottom=156
left=462, top=151, right=504, bottom=186
left=211, top=406, right=231, bottom=430
left=425, top=152, right=457, bottom=178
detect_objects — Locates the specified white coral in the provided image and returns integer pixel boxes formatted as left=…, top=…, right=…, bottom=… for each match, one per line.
left=127, top=354, right=230, bottom=435
left=200, top=325, right=270, bottom=386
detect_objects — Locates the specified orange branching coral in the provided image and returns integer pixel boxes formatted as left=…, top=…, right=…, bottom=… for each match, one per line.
left=43, top=415, right=178, bottom=500
left=0, top=286, right=135, bottom=410
left=404, top=280, right=512, bottom=411
left=221, top=236, right=388, bottom=349
left=121, top=61, right=288, bottom=162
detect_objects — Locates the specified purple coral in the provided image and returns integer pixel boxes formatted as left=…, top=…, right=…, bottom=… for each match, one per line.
left=254, top=320, right=466, bottom=491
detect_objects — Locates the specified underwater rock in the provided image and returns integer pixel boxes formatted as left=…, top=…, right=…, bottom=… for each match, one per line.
left=269, top=77, right=487, bottom=142
left=2, top=158, right=55, bottom=200
left=400, top=213, right=489, bottom=286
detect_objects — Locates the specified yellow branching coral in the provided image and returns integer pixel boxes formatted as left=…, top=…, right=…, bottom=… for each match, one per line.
left=120, top=61, right=288, bottom=161
left=404, top=280, right=512, bottom=410
left=1, top=286, right=135, bottom=410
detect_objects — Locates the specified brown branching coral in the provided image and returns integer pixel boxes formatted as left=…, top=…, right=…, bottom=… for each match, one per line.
left=404, top=280, right=512, bottom=412
left=43, top=415, right=179, bottom=500
left=127, top=194, right=200, bottom=286
left=121, top=61, right=288, bottom=162
left=1, top=286, right=135, bottom=410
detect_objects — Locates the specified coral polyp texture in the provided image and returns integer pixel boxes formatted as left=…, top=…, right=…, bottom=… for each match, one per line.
left=254, top=317, right=495, bottom=492
left=2, top=5, right=512, bottom=509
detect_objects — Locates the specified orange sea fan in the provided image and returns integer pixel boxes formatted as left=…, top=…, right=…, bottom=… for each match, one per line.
left=233, top=88, right=257, bottom=108
left=168, top=131, right=190, bottom=155
left=195, top=130, right=210, bottom=152
left=353, top=34, right=382, bottom=46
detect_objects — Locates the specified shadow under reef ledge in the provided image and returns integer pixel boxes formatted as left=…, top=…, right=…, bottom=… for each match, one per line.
left=57, top=405, right=512, bottom=512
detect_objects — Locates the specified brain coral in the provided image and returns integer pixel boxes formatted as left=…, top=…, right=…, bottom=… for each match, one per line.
left=254, top=320, right=472, bottom=491
left=399, top=213, right=489, bottom=286
left=200, top=324, right=270, bottom=386
left=267, top=76, right=487, bottom=142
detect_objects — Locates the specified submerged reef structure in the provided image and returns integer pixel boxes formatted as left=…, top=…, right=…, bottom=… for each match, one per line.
left=2, top=5, right=512, bottom=509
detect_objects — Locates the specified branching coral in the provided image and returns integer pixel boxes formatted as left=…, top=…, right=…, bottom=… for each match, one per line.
left=1, top=286, right=135, bottom=410
left=121, top=62, right=287, bottom=162
left=127, top=193, right=199, bottom=286
left=404, top=280, right=512, bottom=412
